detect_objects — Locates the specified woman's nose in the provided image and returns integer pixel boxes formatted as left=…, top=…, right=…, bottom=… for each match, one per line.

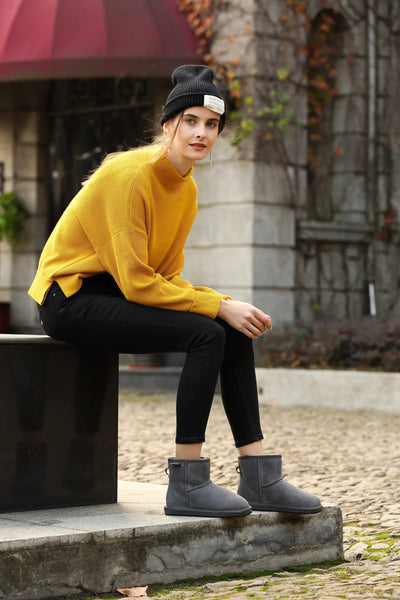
left=196, top=124, right=206, bottom=137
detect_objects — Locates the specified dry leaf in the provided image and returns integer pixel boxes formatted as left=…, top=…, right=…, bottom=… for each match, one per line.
left=116, top=586, right=149, bottom=597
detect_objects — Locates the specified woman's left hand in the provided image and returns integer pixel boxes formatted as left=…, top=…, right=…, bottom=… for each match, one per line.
left=217, top=299, right=272, bottom=339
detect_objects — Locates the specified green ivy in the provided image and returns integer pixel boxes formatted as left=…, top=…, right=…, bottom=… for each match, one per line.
left=0, top=191, right=28, bottom=248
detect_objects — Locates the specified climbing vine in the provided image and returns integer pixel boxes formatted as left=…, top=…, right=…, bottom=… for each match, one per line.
left=176, top=0, right=251, bottom=143
left=305, top=8, right=344, bottom=167
left=176, top=0, right=217, bottom=59
left=177, top=0, right=344, bottom=161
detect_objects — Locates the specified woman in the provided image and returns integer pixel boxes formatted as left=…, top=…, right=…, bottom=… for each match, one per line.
left=29, top=65, right=321, bottom=517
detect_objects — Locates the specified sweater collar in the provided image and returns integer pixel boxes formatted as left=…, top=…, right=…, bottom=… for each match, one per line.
left=153, top=151, right=194, bottom=183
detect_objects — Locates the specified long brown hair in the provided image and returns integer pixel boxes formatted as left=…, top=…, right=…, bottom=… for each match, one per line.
left=82, top=113, right=184, bottom=186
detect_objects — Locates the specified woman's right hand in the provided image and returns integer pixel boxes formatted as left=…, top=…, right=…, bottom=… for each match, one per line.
left=217, top=299, right=272, bottom=339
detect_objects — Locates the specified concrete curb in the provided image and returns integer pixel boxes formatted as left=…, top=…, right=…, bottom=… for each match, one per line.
left=119, top=365, right=182, bottom=392
left=0, top=481, right=343, bottom=599
left=119, top=365, right=400, bottom=414
left=256, top=368, right=400, bottom=414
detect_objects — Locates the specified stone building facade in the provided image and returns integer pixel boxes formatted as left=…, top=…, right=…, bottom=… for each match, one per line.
left=1, top=0, right=399, bottom=331
left=186, top=0, right=400, bottom=324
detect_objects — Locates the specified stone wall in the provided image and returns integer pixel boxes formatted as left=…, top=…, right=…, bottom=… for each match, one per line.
left=189, top=0, right=400, bottom=324
left=295, top=0, right=400, bottom=321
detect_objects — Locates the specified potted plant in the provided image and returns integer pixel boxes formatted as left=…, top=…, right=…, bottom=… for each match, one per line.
left=0, top=190, right=28, bottom=249
left=0, top=191, right=28, bottom=332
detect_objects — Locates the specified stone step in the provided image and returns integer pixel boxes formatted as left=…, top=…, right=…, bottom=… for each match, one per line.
left=0, top=481, right=343, bottom=600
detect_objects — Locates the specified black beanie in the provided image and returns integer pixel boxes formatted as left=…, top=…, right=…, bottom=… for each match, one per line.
left=161, top=64, right=225, bottom=132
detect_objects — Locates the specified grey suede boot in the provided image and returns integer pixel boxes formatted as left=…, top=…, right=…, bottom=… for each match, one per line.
left=237, top=455, right=322, bottom=514
left=165, top=457, right=252, bottom=517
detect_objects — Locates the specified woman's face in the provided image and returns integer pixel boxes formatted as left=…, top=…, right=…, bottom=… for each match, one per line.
left=164, top=106, right=221, bottom=174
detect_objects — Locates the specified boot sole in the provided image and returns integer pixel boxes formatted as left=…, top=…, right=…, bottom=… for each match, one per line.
left=164, top=506, right=252, bottom=518
left=250, top=503, right=323, bottom=514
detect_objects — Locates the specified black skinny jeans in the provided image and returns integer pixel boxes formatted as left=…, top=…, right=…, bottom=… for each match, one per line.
left=38, top=274, right=264, bottom=448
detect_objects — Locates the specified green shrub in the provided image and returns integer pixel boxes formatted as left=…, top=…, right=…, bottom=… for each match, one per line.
left=0, top=191, right=28, bottom=248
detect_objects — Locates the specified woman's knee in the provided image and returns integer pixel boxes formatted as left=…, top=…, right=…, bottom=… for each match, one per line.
left=187, top=317, right=226, bottom=352
left=216, top=317, right=255, bottom=358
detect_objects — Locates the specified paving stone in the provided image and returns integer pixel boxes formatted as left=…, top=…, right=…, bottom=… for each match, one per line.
left=117, top=392, right=400, bottom=600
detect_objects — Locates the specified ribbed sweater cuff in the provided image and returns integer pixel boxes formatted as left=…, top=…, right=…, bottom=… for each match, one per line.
left=190, top=292, right=226, bottom=319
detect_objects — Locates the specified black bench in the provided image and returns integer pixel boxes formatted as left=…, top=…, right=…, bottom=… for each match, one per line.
left=0, top=334, right=119, bottom=512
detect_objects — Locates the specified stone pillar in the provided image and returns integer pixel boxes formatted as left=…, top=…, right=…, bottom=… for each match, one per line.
left=184, top=0, right=258, bottom=305
left=185, top=0, right=303, bottom=323
left=0, top=81, right=49, bottom=331
left=185, top=137, right=257, bottom=303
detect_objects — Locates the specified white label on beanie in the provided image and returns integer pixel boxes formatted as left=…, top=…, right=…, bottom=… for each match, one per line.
left=203, top=95, right=225, bottom=115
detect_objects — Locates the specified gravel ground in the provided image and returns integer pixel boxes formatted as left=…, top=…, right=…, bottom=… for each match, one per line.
left=116, top=391, right=400, bottom=600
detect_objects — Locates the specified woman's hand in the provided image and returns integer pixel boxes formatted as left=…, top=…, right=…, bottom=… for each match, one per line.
left=217, top=299, right=272, bottom=339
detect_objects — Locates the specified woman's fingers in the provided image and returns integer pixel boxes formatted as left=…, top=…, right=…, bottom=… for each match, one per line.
left=254, top=309, right=272, bottom=329
left=241, top=314, right=270, bottom=339
left=248, top=309, right=272, bottom=335
left=264, top=314, right=272, bottom=329
left=217, top=299, right=272, bottom=338
left=250, top=319, right=266, bottom=335
left=237, top=307, right=272, bottom=339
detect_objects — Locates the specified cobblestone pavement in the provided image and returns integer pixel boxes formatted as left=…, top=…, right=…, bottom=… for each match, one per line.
left=118, top=391, right=400, bottom=600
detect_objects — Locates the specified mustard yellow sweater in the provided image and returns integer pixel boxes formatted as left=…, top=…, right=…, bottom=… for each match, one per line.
left=28, top=146, right=229, bottom=319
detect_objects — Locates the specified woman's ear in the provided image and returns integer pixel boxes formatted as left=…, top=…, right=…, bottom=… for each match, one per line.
left=163, top=124, right=172, bottom=143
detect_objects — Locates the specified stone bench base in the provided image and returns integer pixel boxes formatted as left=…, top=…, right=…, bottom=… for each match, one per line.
left=0, top=481, right=344, bottom=600
left=0, top=334, right=118, bottom=512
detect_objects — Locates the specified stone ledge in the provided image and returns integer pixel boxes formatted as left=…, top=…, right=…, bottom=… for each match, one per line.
left=256, top=368, right=400, bottom=414
left=0, top=481, right=343, bottom=600
left=0, top=333, right=63, bottom=344
left=119, top=364, right=400, bottom=415
left=297, top=219, right=374, bottom=243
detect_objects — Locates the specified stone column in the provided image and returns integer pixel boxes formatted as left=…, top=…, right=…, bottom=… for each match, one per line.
left=184, top=0, right=302, bottom=323
left=0, top=81, right=49, bottom=331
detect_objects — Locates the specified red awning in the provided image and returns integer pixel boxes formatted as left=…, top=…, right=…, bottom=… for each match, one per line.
left=0, top=0, right=201, bottom=81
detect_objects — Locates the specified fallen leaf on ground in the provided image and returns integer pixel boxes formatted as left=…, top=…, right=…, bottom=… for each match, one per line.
left=115, top=586, right=148, bottom=597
